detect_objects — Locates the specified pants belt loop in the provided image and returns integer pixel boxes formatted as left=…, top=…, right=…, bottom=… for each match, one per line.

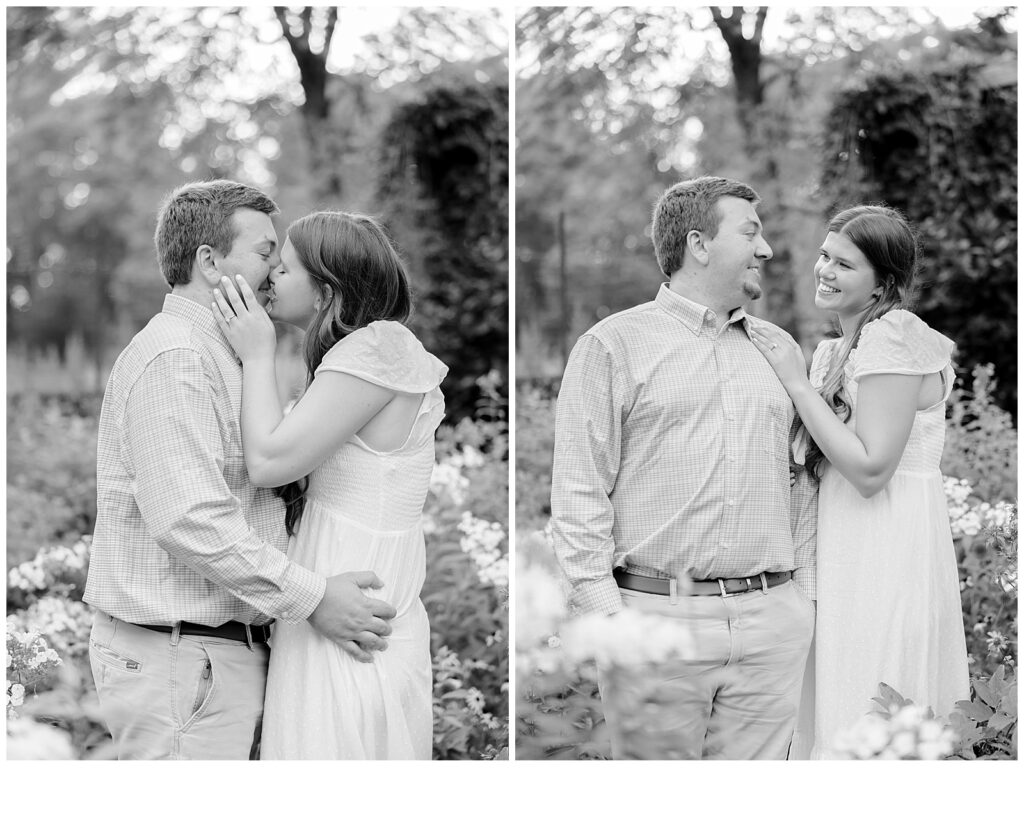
left=170, top=622, right=181, bottom=646
left=243, top=623, right=254, bottom=651
left=759, top=572, right=769, bottom=595
left=669, top=577, right=678, bottom=606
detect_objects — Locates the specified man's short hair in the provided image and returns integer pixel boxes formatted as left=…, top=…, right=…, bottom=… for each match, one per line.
left=154, top=180, right=279, bottom=287
left=651, top=176, right=760, bottom=277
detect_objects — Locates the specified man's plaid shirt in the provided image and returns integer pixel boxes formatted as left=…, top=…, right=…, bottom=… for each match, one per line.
left=550, top=284, right=818, bottom=615
left=83, top=294, right=325, bottom=626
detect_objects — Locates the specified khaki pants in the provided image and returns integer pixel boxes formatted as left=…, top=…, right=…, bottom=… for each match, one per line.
left=89, top=612, right=269, bottom=760
left=598, top=580, right=815, bottom=760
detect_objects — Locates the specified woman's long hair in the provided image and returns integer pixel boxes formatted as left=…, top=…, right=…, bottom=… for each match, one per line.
left=275, top=211, right=412, bottom=535
left=801, top=205, right=920, bottom=477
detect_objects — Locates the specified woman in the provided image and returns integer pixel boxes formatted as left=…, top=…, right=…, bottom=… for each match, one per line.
left=749, top=205, right=969, bottom=759
left=212, top=211, right=447, bottom=759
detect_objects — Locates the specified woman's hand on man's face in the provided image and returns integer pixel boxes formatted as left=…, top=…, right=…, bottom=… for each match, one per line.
left=212, top=275, right=278, bottom=364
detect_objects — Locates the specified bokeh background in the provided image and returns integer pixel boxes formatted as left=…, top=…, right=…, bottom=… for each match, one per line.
left=6, top=6, right=508, bottom=760
left=515, top=6, right=1017, bottom=761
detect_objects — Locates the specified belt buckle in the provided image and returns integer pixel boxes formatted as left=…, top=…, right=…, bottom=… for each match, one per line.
left=717, top=577, right=754, bottom=597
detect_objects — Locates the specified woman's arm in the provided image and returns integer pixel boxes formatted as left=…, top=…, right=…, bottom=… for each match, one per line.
left=213, top=275, right=395, bottom=487
left=749, top=325, right=920, bottom=498
left=241, top=368, right=393, bottom=487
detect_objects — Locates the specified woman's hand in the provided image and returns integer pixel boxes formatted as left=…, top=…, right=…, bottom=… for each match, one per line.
left=212, top=275, right=277, bottom=365
left=748, top=324, right=810, bottom=394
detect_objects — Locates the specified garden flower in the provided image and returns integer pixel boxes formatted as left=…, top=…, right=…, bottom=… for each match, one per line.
left=515, top=562, right=567, bottom=651
left=832, top=703, right=955, bottom=760
left=561, top=608, right=695, bottom=669
left=5, top=716, right=75, bottom=760
left=458, top=512, right=509, bottom=588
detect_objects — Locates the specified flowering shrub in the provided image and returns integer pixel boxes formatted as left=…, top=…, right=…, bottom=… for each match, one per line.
left=6, top=631, right=62, bottom=718
left=6, top=395, right=99, bottom=565
left=423, top=396, right=509, bottom=758
left=833, top=691, right=957, bottom=760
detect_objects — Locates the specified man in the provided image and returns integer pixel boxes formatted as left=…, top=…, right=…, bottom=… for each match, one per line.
left=550, top=176, right=817, bottom=760
left=83, top=180, right=397, bottom=760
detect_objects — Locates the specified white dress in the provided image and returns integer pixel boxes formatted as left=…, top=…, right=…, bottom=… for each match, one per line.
left=797, top=310, right=970, bottom=759
left=260, top=321, right=448, bottom=760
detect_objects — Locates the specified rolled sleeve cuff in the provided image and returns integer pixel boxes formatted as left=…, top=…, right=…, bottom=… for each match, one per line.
left=571, top=576, right=624, bottom=616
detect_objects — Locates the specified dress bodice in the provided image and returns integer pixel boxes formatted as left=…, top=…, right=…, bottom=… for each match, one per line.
left=306, top=391, right=444, bottom=530
left=809, top=310, right=955, bottom=475
left=302, top=320, right=447, bottom=531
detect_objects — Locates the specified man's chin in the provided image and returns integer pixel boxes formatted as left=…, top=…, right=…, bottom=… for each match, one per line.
left=743, top=284, right=763, bottom=301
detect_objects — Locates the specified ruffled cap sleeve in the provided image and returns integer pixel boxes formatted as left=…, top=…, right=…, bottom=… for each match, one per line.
left=848, top=310, right=954, bottom=381
left=314, top=321, right=448, bottom=393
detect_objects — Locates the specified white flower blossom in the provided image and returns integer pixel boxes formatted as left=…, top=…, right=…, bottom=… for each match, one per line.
left=458, top=512, right=508, bottom=588
left=561, top=608, right=695, bottom=669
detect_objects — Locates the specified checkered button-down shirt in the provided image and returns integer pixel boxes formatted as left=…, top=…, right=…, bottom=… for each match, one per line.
left=84, top=294, right=325, bottom=626
left=551, top=284, right=817, bottom=616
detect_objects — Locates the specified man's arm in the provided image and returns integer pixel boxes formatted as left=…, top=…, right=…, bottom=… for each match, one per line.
left=790, top=460, right=818, bottom=600
left=124, top=348, right=326, bottom=621
left=550, top=334, right=625, bottom=616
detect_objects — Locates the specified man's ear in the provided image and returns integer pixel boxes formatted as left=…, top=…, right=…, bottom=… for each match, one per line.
left=193, top=244, right=220, bottom=286
left=686, top=229, right=710, bottom=266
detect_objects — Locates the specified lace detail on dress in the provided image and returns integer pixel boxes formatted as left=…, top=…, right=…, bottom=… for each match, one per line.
left=315, top=320, right=448, bottom=394
left=848, top=309, right=955, bottom=382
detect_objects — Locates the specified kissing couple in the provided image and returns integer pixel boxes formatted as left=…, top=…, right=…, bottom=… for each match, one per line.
left=83, top=179, right=448, bottom=760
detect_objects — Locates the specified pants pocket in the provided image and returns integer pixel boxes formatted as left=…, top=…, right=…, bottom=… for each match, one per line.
left=90, top=641, right=143, bottom=673
left=177, top=644, right=216, bottom=732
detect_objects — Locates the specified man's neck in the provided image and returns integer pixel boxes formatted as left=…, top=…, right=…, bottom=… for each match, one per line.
left=170, top=283, right=215, bottom=310
left=667, top=276, right=741, bottom=331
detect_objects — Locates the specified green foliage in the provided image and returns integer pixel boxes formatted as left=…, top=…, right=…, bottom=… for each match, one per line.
left=379, top=81, right=509, bottom=422
left=942, top=364, right=1018, bottom=502
left=514, top=384, right=556, bottom=531
left=423, top=400, right=509, bottom=758
left=948, top=666, right=1018, bottom=759
left=821, top=60, right=1018, bottom=414
left=517, top=664, right=609, bottom=760
left=6, top=395, right=99, bottom=565
left=958, top=508, right=1018, bottom=680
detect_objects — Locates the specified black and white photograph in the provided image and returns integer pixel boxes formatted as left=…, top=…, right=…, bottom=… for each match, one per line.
left=6, top=5, right=508, bottom=762
left=515, top=5, right=1017, bottom=761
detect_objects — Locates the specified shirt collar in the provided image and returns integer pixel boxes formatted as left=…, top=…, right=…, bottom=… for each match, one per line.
left=654, top=283, right=750, bottom=336
left=162, top=293, right=238, bottom=359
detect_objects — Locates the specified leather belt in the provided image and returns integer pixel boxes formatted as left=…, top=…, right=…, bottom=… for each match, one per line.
left=614, top=568, right=792, bottom=597
left=134, top=620, right=272, bottom=645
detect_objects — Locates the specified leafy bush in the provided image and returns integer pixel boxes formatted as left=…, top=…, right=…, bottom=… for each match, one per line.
left=942, top=364, right=1018, bottom=502
left=6, top=394, right=99, bottom=564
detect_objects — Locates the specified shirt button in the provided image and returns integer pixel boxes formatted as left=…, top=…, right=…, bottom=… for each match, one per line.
left=727, top=499, right=736, bottom=506
left=720, top=541, right=730, bottom=549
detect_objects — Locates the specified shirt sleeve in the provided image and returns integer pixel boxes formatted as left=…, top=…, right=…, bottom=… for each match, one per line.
left=789, top=449, right=818, bottom=600
left=123, top=349, right=326, bottom=622
left=549, top=333, right=626, bottom=616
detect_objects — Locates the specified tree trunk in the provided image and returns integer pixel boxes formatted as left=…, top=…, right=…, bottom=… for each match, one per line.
left=274, top=6, right=342, bottom=199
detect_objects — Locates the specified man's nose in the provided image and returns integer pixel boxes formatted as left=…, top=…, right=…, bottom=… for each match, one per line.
left=756, top=236, right=773, bottom=260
